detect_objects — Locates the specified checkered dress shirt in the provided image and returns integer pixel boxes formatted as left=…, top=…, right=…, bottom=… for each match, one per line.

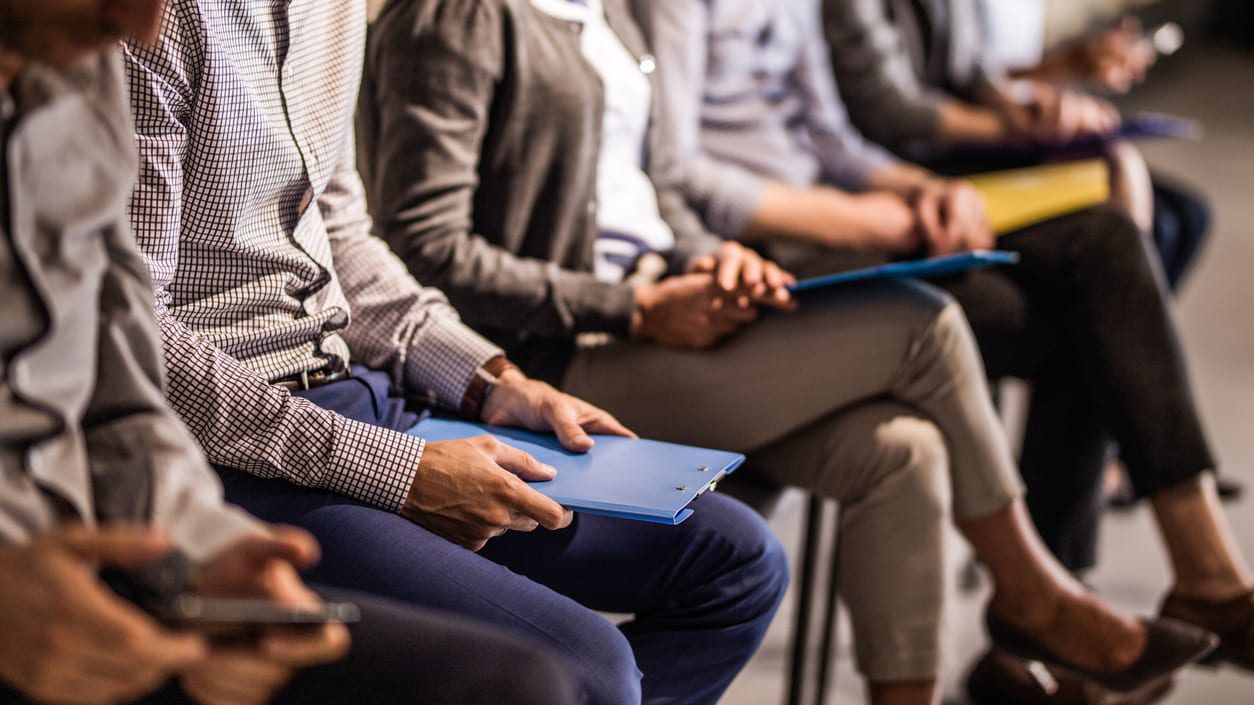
left=123, top=0, right=502, bottom=512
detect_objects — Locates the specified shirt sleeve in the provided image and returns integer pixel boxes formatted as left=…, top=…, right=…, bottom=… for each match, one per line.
left=122, top=29, right=427, bottom=514
left=794, top=0, right=897, bottom=191
left=321, top=130, right=504, bottom=405
left=822, top=0, right=948, bottom=149
left=630, top=0, right=771, bottom=239
left=86, top=217, right=264, bottom=563
left=360, top=0, right=635, bottom=338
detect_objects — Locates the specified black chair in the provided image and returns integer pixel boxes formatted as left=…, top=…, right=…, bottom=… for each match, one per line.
left=721, top=471, right=844, bottom=705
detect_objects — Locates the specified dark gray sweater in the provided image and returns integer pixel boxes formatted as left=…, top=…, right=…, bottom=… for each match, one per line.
left=358, top=0, right=720, bottom=381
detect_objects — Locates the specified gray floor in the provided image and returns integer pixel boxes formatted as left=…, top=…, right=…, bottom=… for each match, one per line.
left=719, top=45, right=1254, bottom=705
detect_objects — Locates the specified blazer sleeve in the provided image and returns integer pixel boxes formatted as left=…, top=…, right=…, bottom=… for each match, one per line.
left=822, top=0, right=948, bottom=149
left=361, top=0, right=636, bottom=338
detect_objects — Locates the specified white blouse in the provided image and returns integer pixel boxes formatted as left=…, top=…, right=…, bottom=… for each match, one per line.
left=531, top=0, right=676, bottom=283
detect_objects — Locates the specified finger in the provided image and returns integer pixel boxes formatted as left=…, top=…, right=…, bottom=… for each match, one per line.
left=507, top=516, right=541, bottom=532
left=710, top=302, right=759, bottom=324
left=541, top=402, right=595, bottom=452
left=740, top=249, right=764, bottom=289
left=914, top=192, right=945, bottom=253
left=510, top=483, right=570, bottom=531
left=228, top=529, right=320, bottom=571
left=262, top=622, right=350, bottom=667
left=687, top=253, right=716, bottom=274
left=577, top=408, right=637, bottom=439
left=492, top=443, right=558, bottom=482
left=716, top=244, right=743, bottom=291
left=56, top=525, right=171, bottom=568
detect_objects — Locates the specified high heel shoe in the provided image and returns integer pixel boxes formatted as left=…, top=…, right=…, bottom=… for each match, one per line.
left=985, top=611, right=1217, bottom=693
left=1160, top=589, right=1254, bottom=671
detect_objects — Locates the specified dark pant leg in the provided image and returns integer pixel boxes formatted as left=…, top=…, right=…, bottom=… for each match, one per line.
left=219, top=474, right=785, bottom=705
left=0, top=589, right=578, bottom=705
left=1150, top=173, right=1211, bottom=290
left=993, top=205, right=1217, bottom=496
left=271, top=588, right=579, bottom=705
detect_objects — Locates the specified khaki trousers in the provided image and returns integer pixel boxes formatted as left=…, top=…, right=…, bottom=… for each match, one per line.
left=562, top=279, right=1023, bottom=682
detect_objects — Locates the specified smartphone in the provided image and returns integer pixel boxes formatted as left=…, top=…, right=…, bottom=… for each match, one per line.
left=165, top=594, right=361, bottom=627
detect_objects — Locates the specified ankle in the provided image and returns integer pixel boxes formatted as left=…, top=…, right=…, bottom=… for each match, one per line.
left=1169, top=579, right=1251, bottom=604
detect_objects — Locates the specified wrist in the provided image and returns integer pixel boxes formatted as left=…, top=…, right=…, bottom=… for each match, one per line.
left=630, top=283, right=659, bottom=339
left=460, top=356, right=521, bottom=421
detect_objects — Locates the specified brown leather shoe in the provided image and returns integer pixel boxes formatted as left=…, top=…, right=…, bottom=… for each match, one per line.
left=966, top=648, right=1175, bottom=705
left=1160, top=589, right=1254, bottom=671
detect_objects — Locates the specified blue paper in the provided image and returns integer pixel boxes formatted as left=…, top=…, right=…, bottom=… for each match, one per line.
left=787, top=250, right=1019, bottom=293
left=406, top=418, right=745, bottom=525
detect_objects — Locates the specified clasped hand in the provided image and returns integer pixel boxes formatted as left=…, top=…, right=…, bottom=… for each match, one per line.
left=632, top=242, right=796, bottom=349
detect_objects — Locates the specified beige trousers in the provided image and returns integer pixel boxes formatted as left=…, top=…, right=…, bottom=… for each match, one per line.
left=562, top=280, right=1023, bottom=682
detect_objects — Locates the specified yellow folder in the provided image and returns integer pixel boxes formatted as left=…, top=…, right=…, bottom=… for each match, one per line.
left=968, top=159, right=1111, bottom=235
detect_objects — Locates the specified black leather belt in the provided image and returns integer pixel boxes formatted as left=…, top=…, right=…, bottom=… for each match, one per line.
left=273, top=363, right=351, bottom=391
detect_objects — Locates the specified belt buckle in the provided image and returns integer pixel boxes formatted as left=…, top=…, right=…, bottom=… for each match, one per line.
left=298, top=368, right=313, bottom=390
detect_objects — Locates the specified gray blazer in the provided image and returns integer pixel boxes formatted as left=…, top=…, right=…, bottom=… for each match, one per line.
left=823, top=0, right=996, bottom=153
left=0, top=54, right=259, bottom=560
left=358, top=0, right=720, bottom=382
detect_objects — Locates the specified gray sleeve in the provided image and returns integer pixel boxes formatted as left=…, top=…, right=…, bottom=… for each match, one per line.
left=630, top=0, right=769, bottom=239
left=822, top=0, right=947, bottom=149
left=795, top=0, right=898, bottom=190
left=86, top=218, right=263, bottom=564
left=360, top=0, right=636, bottom=337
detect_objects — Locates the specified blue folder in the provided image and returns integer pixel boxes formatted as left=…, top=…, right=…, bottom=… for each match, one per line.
left=406, top=418, right=745, bottom=525
left=787, top=250, right=1020, bottom=294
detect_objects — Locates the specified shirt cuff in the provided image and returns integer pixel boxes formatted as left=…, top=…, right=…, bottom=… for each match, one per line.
left=403, top=314, right=504, bottom=410
left=327, top=417, right=427, bottom=513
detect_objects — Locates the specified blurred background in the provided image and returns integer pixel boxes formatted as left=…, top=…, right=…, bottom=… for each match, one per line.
left=723, top=2, right=1254, bottom=703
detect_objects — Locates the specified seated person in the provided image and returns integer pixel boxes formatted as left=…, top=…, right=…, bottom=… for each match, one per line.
left=357, top=1, right=1217, bottom=703
left=120, top=1, right=789, bottom=703
left=0, top=3, right=575, bottom=705
left=632, top=0, right=1254, bottom=683
left=823, top=0, right=1208, bottom=289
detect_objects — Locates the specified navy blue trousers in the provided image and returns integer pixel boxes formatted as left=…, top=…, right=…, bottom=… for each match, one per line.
left=216, top=368, right=788, bottom=705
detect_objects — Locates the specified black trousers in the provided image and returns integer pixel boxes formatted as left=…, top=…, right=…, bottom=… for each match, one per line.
left=0, top=587, right=578, bottom=705
left=770, top=203, right=1215, bottom=571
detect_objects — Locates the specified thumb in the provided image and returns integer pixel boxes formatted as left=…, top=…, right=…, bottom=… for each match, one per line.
left=55, top=525, right=172, bottom=568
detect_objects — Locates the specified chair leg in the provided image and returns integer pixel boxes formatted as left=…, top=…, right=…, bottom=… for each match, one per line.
left=813, top=506, right=841, bottom=705
left=786, top=495, right=825, bottom=705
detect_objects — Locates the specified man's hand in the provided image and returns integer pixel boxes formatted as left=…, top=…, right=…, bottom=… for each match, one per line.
left=403, top=435, right=576, bottom=551
left=181, top=529, right=350, bottom=705
left=0, top=526, right=208, bottom=705
left=0, top=0, right=164, bottom=67
left=482, top=368, right=635, bottom=450
left=687, top=241, right=797, bottom=311
left=845, top=192, right=921, bottom=255
left=631, top=272, right=760, bottom=349
left=911, top=180, right=994, bottom=256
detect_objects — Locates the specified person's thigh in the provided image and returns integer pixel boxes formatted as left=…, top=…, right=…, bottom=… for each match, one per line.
left=274, top=588, right=579, bottom=705
left=561, top=279, right=954, bottom=453
left=478, top=492, right=788, bottom=705
left=218, top=470, right=642, bottom=705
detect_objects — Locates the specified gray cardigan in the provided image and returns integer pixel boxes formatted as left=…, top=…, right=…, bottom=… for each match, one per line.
left=822, top=0, right=998, bottom=154
left=358, top=0, right=720, bottom=382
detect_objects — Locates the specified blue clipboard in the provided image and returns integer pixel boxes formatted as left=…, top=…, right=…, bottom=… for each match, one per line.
left=787, top=250, right=1020, bottom=294
left=406, top=418, right=745, bottom=525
